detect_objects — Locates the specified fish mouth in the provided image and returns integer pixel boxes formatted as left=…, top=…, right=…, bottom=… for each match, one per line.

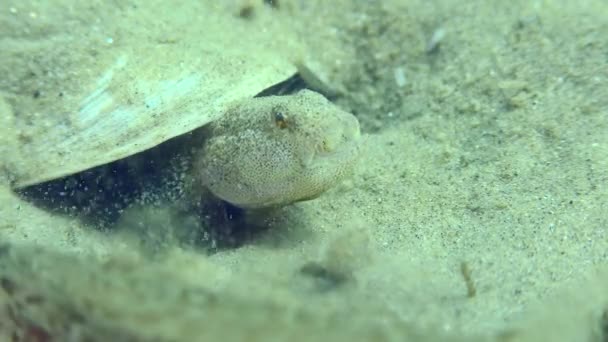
left=307, top=131, right=363, bottom=179
left=316, top=135, right=361, bottom=161
left=288, top=135, right=361, bottom=204
left=315, top=115, right=361, bottom=161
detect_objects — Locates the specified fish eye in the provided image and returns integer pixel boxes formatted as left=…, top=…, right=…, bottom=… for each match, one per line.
left=274, top=111, right=288, bottom=129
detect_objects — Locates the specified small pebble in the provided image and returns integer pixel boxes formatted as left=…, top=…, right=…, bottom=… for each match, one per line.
left=426, top=27, right=446, bottom=54
left=393, top=67, right=407, bottom=87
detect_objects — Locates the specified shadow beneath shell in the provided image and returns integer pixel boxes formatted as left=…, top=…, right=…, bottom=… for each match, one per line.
left=14, top=131, right=295, bottom=254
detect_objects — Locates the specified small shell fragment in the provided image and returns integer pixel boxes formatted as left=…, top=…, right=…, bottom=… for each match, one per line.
left=426, top=27, right=446, bottom=54
left=393, top=67, right=407, bottom=87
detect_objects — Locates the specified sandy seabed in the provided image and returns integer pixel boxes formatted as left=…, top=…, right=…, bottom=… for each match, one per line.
left=1, top=1, right=607, bottom=341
